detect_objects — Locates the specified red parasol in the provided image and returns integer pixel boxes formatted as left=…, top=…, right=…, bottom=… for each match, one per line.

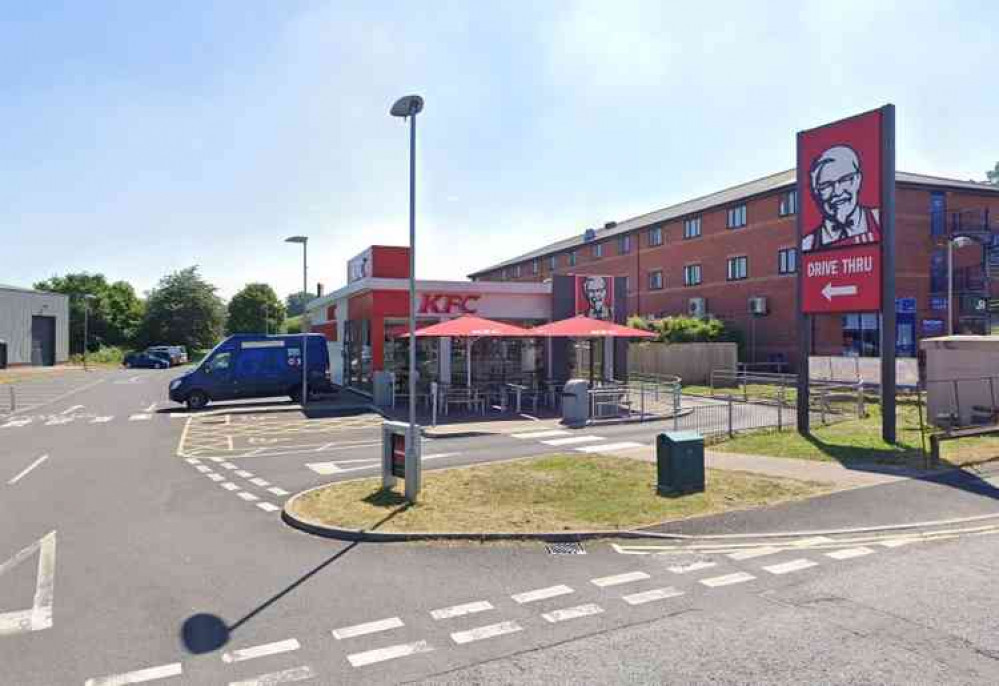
left=529, top=315, right=656, bottom=338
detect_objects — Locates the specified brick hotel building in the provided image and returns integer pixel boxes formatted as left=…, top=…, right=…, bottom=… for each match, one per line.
left=469, top=169, right=999, bottom=370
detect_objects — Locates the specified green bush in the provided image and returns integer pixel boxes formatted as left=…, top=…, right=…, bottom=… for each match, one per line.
left=69, top=346, right=126, bottom=365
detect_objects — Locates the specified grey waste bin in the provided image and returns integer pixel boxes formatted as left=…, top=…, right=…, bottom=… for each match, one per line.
left=372, top=371, right=395, bottom=407
left=561, top=378, right=590, bottom=425
left=656, top=431, right=705, bottom=495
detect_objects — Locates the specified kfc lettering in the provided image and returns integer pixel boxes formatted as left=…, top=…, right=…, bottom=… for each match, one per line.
left=418, top=293, right=481, bottom=314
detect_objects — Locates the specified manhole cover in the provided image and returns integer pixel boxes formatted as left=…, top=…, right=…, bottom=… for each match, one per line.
left=545, top=542, right=586, bottom=555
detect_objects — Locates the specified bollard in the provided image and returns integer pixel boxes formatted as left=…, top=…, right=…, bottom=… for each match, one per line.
left=673, top=385, right=681, bottom=431
left=727, top=395, right=734, bottom=438
left=856, top=381, right=866, bottom=418
left=515, top=386, right=522, bottom=414
left=820, top=391, right=827, bottom=425
left=640, top=384, right=645, bottom=422
left=9, top=386, right=14, bottom=413
left=431, top=382, right=438, bottom=427
left=777, top=386, right=783, bottom=431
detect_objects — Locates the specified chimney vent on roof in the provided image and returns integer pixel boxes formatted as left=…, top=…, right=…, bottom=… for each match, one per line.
left=583, top=228, right=596, bottom=242
left=604, top=221, right=617, bottom=229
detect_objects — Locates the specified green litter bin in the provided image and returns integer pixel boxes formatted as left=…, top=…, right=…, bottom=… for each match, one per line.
left=656, top=431, right=705, bottom=495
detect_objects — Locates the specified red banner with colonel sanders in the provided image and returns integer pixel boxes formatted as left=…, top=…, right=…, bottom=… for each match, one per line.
left=574, top=275, right=614, bottom=320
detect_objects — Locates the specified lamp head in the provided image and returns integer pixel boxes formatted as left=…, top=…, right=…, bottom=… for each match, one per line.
left=390, top=95, right=424, bottom=118
left=284, top=236, right=308, bottom=245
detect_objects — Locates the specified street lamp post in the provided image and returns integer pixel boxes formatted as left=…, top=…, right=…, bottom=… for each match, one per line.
left=947, top=235, right=975, bottom=336
left=285, top=236, right=309, bottom=404
left=390, top=94, right=424, bottom=503
left=82, top=294, right=96, bottom=371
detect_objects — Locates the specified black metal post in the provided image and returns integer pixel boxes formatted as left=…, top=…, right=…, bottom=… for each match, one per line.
left=881, top=104, right=897, bottom=443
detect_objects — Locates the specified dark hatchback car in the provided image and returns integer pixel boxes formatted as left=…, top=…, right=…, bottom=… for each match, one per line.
left=123, top=351, right=172, bottom=369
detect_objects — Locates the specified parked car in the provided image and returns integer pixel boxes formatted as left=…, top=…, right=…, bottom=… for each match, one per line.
left=168, top=334, right=333, bottom=410
left=169, top=346, right=189, bottom=364
left=124, top=351, right=172, bottom=369
left=146, top=345, right=182, bottom=366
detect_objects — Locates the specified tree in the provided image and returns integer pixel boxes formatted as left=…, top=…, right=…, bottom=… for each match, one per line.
left=285, top=291, right=317, bottom=317
left=227, top=283, right=286, bottom=334
left=139, top=267, right=225, bottom=350
left=987, top=161, right=999, bottom=186
left=34, top=273, right=144, bottom=353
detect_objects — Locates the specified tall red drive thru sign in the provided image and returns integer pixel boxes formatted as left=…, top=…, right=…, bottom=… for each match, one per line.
left=798, top=109, right=885, bottom=313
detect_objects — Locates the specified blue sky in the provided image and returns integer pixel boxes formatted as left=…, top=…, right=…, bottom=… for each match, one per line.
left=3, top=1, right=998, bottom=301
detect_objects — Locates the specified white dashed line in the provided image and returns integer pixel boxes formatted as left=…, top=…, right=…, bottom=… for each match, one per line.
left=207, top=473, right=225, bottom=482
left=430, top=600, right=494, bottom=620
left=825, top=546, right=876, bottom=560
left=235, top=470, right=254, bottom=478
left=229, top=665, right=315, bottom=685
left=84, top=662, right=183, bottom=685
left=332, top=616, right=404, bottom=640
left=542, top=603, right=604, bottom=623
left=185, top=458, right=200, bottom=465
left=129, top=414, right=152, bottom=421
left=510, top=430, right=571, bottom=439
left=511, top=584, right=574, bottom=604
left=622, top=587, right=685, bottom=606
left=195, top=465, right=212, bottom=473
left=450, top=620, right=522, bottom=644
left=667, top=561, right=717, bottom=574
left=268, top=487, right=290, bottom=496
left=61, top=405, right=84, bottom=415
left=90, top=416, right=113, bottom=424
left=222, top=638, right=301, bottom=664
left=590, top=571, right=650, bottom=587
left=347, top=640, right=433, bottom=667
left=257, top=502, right=281, bottom=512
left=221, top=482, right=240, bottom=491
left=879, top=538, right=916, bottom=548
left=727, top=546, right=781, bottom=561
left=700, top=572, right=756, bottom=587
left=237, top=492, right=259, bottom=502
left=763, top=559, right=819, bottom=575
left=249, top=477, right=271, bottom=487
left=7, top=454, right=49, bottom=485
left=541, top=436, right=605, bottom=446
left=220, top=463, right=237, bottom=470
left=575, top=442, right=644, bottom=453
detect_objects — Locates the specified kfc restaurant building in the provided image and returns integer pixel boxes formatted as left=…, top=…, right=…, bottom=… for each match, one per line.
left=306, top=246, right=631, bottom=395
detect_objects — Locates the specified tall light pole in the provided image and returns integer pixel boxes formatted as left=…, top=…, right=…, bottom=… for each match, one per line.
left=82, top=294, right=96, bottom=371
left=947, top=235, right=975, bottom=336
left=285, top=236, right=309, bottom=404
left=390, top=94, right=424, bottom=502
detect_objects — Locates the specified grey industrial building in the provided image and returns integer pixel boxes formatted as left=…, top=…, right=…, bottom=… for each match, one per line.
left=0, top=285, right=70, bottom=367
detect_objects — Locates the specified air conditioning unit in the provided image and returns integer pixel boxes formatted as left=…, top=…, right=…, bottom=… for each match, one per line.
left=748, top=296, right=769, bottom=316
left=688, top=297, right=706, bottom=318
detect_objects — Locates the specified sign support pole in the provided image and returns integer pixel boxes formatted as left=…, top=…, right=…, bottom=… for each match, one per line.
left=880, top=104, right=897, bottom=443
left=796, top=130, right=811, bottom=434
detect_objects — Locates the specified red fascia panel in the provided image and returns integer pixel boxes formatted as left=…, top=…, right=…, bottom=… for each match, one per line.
left=311, top=322, right=337, bottom=342
left=372, top=246, right=411, bottom=279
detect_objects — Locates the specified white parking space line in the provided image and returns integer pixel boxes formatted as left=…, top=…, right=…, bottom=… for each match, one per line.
left=512, top=584, right=574, bottom=604
left=763, top=559, right=819, bottom=575
left=542, top=435, right=605, bottom=447
left=185, top=458, right=200, bottom=465
left=542, top=603, right=604, bottom=623
left=235, top=470, right=254, bottom=478
left=667, top=561, right=717, bottom=574
left=826, top=546, right=876, bottom=560
left=575, top=442, right=644, bottom=453
left=423, top=452, right=461, bottom=460
left=347, top=640, right=433, bottom=668
left=622, top=587, right=685, bottom=606
left=45, top=417, right=73, bottom=426
left=60, top=405, right=84, bottom=415
left=129, top=414, right=152, bottom=421
left=257, top=502, right=281, bottom=512
left=207, top=474, right=225, bottom=482
left=450, top=620, right=522, bottom=645
left=195, top=465, right=212, bottom=473
left=879, top=538, right=916, bottom=548
left=84, top=662, right=183, bottom=685
left=2, top=418, right=32, bottom=428
left=221, top=483, right=240, bottom=491
left=7, top=454, right=49, bottom=485
left=221, top=638, right=301, bottom=664
left=143, top=403, right=157, bottom=413
left=220, top=462, right=237, bottom=470
left=700, top=572, right=756, bottom=587
left=430, top=600, right=494, bottom=620
left=229, top=665, right=315, bottom=686
left=590, top=571, right=650, bottom=587
left=90, top=416, right=114, bottom=423
left=511, top=430, right=571, bottom=440
left=237, top=492, right=259, bottom=502
left=268, top=487, right=290, bottom=496
left=727, top=546, right=781, bottom=561
left=249, top=477, right=271, bottom=487
left=332, top=616, right=404, bottom=640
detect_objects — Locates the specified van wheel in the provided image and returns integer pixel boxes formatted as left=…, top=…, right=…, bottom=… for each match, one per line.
left=186, top=390, right=209, bottom=411
left=289, top=387, right=303, bottom=404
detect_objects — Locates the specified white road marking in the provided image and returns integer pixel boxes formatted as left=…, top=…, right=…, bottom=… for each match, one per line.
left=423, top=452, right=461, bottom=460
left=306, top=460, right=378, bottom=475
left=220, top=462, right=237, bottom=470
left=2, top=418, right=32, bottom=428
left=700, top=572, right=756, bottom=587
left=511, top=430, right=571, bottom=439
left=347, top=640, right=433, bottom=668
left=221, top=638, right=300, bottom=664
left=83, top=662, right=182, bottom=685
left=622, top=587, right=684, bottom=606
left=792, top=536, right=835, bottom=547
left=60, top=405, right=84, bottom=415
left=542, top=603, right=604, bottom=623
left=0, top=530, right=56, bottom=636
left=143, top=403, right=157, bottom=413
left=575, top=441, right=645, bottom=453
left=825, top=546, right=876, bottom=560
left=207, top=473, right=225, bottom=482
left=763, top=559, right=819, bottom=575
left=228, top=665, right=314, bottom=686
left=90, top=416, right=113, bottom=423
left=430, top=600, right=494, bottom=620
left=542, top=435, right=605, bottom=446
left=129, top=414, right=152, bottom=421
left=249, top=477, right=271, bottom=487
left=8, top=377, right=105, bottom=416
left=667, top=560, right=717, bottom=574
left=257, top=502, right=281, bottom=512
left=237, top=491, right=259, bottom=502
left=590, top=571, right=650, bottom=587
left=332, top=616, right=404, bottom=640
left=7, top=454, right=49, bottom=485
left=727, top=546, right=781, bottom=561
left=511, top=584, right=574, bottom=604
left=235, top=470, right=254, bottom=478
left=195, top=465, right=212, bottom=473
left=221, top=483, right=240, bottom=491
left=879, top=538, right=916, bottom=548
left=45, top=416, right=74, bottom=426
left=268, top=487, right=290, bottom=496
left=185, top=458, right=200, bottom=465
left=450, top=620, right=522, bottom=644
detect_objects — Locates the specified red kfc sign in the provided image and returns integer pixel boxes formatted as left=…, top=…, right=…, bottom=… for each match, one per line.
left=418, top=293, right=481, bottom=315
left=798, top=108, right=887, bottom=314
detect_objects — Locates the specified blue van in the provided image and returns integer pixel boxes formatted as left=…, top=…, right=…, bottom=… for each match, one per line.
left=168, top=334, right=333, bottom=410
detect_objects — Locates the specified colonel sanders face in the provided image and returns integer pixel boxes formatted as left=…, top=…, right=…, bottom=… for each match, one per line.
left=583, top=276, right=608, bottom=316
left=810, top=145, right=863, bottom=228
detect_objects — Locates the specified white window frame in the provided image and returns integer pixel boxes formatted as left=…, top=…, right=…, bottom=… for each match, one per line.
left=778, top=190, right=797, bottom=217
left=648, top=270, right=663, bottom=290
left=683, top=217, right=701, bottom=239
left=648, top=226, right=663, bottom=247
left=778, top=247, right=797, bottom=275
left=593, top=243, right=603, bottom=258
left=619, top=234, right=632, bottom=254
left=727, top=205, right=747, bottom=229
left=726, top=256, right=748, bottom=281
left=532, top=258, right=539, bottom=275
left=568, top=250, right=577, bottom=267
left=683, top=263, right=702, bottom=286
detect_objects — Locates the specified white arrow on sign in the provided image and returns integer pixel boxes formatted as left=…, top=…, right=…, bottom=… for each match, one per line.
left=821, top=283, right=858, bottom=301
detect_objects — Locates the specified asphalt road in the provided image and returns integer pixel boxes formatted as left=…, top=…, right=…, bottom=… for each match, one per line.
left=1, top=368, right=997, bottom=685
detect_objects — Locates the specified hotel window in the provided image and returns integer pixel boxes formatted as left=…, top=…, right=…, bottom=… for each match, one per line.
left=778, top=247, right=797, bottom=274
left=593, top=243, right=603, bottom=258
left=548, top=255, right=557, bottom=270
left=842, top=313, right=880, bottom=357
left=726, top=256, right=748, bottom=281
left=727, top=204, right=747, bottom=229
left=531, top=258, right=539, bottom=275
left=618, top=234, right=632, bottom=254
left=648, top=226, right=664, bottom=247
left=683, top=216, right=701, bottom=239
left=512, top=264, right=521, bottom=278
left=778, top=190, right=798, bottom=217
left=568, top=250, right=577, bottom=267
left=683, top=264, right=702, bottom=286
left=648, top=270, right=664, bottom=290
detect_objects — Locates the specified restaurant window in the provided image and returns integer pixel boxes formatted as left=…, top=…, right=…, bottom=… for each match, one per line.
left=726, top=256, right=748, bottom=281
left=648, top=226, right=663, bottom=247
left=593, top=243, right=603, bottom=258
left=778, top=247, right=797, bottom=274
left=727, top=204, right=747, bottom=229
left=618, top=234, right=632, bottom=254
left=648, top=270, right=663, bottom=290
left=778, top=190, right=798, bottom=217
left=683, top=216, right=701, bottom=239
left=842, top=313, right=880, bottom=357
left=683, top=264, right=702, bottom=286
